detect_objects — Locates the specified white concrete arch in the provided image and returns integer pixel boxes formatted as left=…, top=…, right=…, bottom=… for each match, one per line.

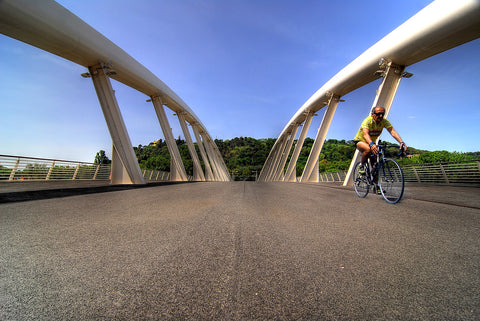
left=259, top=0, right=480, bottom=183
left=0, top=0, right=230, bottom=183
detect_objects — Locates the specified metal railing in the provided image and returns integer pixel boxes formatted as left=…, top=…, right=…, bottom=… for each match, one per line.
left=318, top=160, right=480, bottom=185
left=2, top=154, right=478, bottom=185
left=0, top=155, right=171, bottom=182
left=0, top=155, right=111, bottom=181
left=401, top=160, right=480, bottom=185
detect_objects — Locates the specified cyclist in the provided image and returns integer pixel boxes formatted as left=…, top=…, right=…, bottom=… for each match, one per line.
left=354, top=106, right=407, bottom=190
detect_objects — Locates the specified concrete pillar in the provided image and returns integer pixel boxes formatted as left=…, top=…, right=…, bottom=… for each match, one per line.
left=150, top=95, right=188, bottom=181
left=270, top=135, right=290, bottom=181
left=257, top=142, right=277, bottom=182
left=264, top=136, right=285, bottom=181
left=211, top=140, right=231, bottom=181
left=274, top=125, right=299, bottom=181
left=88, top=63, right=144, bottom=184
left=178, top=113, right=205, bottom=181
left=301, top=95, right=340, bottom=182
left=204, top=137, right=228, bottom=181
left=284, top=111, right=314, bottom=182
left=192, top=124, right=215, bottom=181
left=343, top=62, right=405, bottom=186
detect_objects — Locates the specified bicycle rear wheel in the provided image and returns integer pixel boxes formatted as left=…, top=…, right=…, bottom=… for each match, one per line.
left=353, top=162, right=369, bottom=198
left=378, top=158, right=404, bottom=203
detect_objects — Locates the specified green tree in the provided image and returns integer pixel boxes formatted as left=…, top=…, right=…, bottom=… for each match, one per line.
left=94, top=150, right=111, bottom=164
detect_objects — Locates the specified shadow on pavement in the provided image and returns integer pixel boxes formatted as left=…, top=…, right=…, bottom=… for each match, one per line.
left=0, top=181, right=195, bottom=204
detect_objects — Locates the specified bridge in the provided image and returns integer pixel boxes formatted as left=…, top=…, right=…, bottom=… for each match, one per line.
left=1, top=181, right=479, bottom=319
left=1, top=1, right=480, bottom=319
left=1, top=0, right=479, bottom=185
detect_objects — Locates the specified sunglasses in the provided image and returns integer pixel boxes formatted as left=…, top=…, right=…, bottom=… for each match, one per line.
left=374, top=112, right=384, bottom=116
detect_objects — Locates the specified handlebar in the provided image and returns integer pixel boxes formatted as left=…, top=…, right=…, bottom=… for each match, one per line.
left=376, top=142, right=407, bottom=157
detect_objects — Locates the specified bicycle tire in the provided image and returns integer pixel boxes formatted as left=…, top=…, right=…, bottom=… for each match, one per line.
left=353, top=161, right=369, bottom=198
left=378, top=158, right=404, bottom=204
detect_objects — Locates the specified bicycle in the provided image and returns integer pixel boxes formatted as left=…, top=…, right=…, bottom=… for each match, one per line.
left=353, top=143, right=406, bottom=204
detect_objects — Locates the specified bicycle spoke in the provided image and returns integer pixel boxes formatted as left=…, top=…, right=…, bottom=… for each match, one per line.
left=378, top=158, right=404, bottom=203
left=353, top=162, right=369, bottom=198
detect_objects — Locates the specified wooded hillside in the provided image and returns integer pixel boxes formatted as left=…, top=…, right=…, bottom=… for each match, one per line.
left=126, top=137, right=478, bottom=179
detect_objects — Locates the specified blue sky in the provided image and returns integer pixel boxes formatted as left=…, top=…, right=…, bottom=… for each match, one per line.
left=1, top=0, right=479, bottom=162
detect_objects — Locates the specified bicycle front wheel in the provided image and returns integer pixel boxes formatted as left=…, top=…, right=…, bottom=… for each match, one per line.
left=378, top=158, right=404, bottom=204
left=353, top=161, right=369, bottom=198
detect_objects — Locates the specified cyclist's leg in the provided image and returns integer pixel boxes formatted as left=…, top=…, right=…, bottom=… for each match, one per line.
left=356, top=141, right=373, bottom=174
left=356, top=141, right=372, bottom=165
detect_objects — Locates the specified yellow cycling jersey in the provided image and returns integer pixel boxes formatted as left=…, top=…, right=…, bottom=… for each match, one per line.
left=354, top=116, right=392, bottom=142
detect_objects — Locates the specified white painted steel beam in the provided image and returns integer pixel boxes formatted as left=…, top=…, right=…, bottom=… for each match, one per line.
left=204, top=137, right=229, bottom=181
left=275, top=125, right=299, bottom=181
left=261, top=137, right=284, bottom=182
left=192, top=125, right=215, bottom=181
left=300, top=95, right=340, bottom=182
left=204, top=139, right=221, bottom=181
left=343, top=63, right=405, bottom=186
left=151, top=96, right=188, bottom=182
left=89, top=63, right=144, bottom=184
left=268, top=137, right=289, bottom=181
left=178, top=113, right=205, bottom=181
left=283, top=111, right=314, bottom=182
left=213, top=144, right=232, bottom=181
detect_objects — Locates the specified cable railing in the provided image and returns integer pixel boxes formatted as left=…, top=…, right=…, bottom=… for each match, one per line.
left=0, top=155, right=171, bottom=182
left=1, top=154, right=478, bottom=185
left=401, top=160, right=480, bottom=185
left=317, top=160, right=480, bottom=185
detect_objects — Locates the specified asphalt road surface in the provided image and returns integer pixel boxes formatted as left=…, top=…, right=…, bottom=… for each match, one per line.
left=1, top=182, right=479, bottom=320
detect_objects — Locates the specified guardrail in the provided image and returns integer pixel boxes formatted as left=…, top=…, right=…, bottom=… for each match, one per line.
left=0, top=155, right=171, bottom=182
left=318, top=160, right=480, bottom=186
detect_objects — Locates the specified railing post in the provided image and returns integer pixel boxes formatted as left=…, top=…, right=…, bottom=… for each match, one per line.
left=439, top=163, right=449, bottom=184
left=46, top=161, right=55, bottom=180
left=411, top=165, right=421, bottom=183
left=93, top=164, right=100, bottom=180
left=73, top=163, right=81, bottom=180
left=9, top=157, right=20, bottom=181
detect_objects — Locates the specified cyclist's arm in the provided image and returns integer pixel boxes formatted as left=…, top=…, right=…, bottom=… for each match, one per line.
left=386, top=127, right=407, bottom=150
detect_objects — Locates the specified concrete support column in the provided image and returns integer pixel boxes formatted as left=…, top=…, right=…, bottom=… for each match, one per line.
left=301, top=95, right=340, bottom=182
left=178, top=113, right=205, bottom=181
left=343, top=62, right=405, bottom=186
left=88, top=63, right=144, bottom=184
left=262, top=137, right=285, bottom=182
left=151, top=95, right=188, bottom=181
left=204, top=137, right=229, bottom=181
left=211, top=141, right=231, bottom=181
left=257, top=142, right=277, bottom=182
left=274, top=125, right=299, bottom=181
left=284, top=111, right=314, bottom=182
left=203, top=137, right=221, bottom=180
left=269, top=135, right=290, bottom=181
left=212, top=139, right=231, bottom=181
left=192, top=125, right=214, bottom=181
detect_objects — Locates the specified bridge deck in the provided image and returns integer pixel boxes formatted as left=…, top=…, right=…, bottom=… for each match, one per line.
left=1, top=182, right=479, bottom=320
